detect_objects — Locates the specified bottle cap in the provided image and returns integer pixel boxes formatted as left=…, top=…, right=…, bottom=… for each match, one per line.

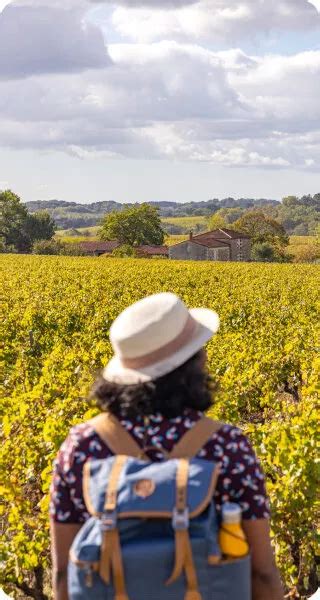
left=222, top=502, right=242, bottom=524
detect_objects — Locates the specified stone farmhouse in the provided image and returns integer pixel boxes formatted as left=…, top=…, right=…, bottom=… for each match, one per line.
left=77, top=228, right=250, bottom=262
left=169, top=228, right=251, bottom=262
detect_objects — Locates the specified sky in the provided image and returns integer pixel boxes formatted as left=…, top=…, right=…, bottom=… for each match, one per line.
left=0, top=0, right=320, bottom=204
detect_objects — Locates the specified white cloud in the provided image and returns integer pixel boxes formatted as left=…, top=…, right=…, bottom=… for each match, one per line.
left=91, top=0, right=320, bottom=14
left=90, top=0, right=198, bottom=6
left=0, top=0, right=319, bottom=171
left=0, top=43, right=242, bottom=125
left=0, top=41, right=319, bottom=169
left=143, top=121, right=320, bottom=169
left=0, top=1, right=110, bottom=79
left=222, top=51, right=320, bottom=124
left=308, top=0, right=320, bottom=11
left=111, top=0, right=320, bottom=43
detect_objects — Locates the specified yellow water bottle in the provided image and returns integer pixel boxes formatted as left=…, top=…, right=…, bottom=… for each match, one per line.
left=219, top=503, right=249, bottom=558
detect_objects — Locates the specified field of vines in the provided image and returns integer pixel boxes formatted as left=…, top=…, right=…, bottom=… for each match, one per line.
left=1, top=255, right=319, bottom=599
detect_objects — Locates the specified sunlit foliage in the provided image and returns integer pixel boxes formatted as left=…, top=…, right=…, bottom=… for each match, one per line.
left=1, top=256, right=319, bottom=599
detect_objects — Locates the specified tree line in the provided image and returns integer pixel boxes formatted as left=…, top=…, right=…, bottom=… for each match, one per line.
left=24, top=194, right=319, bottom=235
left=205, top=194, right=319, bottom=237
left=1, top=189, right=319, bottom=262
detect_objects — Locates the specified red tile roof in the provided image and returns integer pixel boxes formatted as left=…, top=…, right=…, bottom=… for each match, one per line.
left=78, top=241, right=168, bottom=256
left=137, top=245, right=168, bottom=256
left=79, top=241, right=119, bottom=253
left=194, top=228, right=249, bottom=241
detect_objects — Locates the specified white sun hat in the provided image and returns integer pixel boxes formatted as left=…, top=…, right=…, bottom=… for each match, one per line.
left=103, top=292, right=220, bottom=385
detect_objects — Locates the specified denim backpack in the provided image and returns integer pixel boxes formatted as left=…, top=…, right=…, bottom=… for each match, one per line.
left=68, top=414, right=251, bottom=600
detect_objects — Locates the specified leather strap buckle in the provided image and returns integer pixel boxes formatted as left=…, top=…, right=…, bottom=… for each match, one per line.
left=172, top=507, right=189, bottom=530
left=101, top=510, right=117, bottom=531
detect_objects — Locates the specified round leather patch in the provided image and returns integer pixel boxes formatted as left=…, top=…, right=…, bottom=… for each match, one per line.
left=133, top=479, right=156, bottom=499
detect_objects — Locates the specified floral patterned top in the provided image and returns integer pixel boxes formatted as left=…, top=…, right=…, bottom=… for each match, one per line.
left=50, top=409, right=270, bottom=523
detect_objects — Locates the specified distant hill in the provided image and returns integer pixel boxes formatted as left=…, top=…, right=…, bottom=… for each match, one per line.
left=25, top=198, right=279, bottom=230
left=25, top=194, right=319, bottom=235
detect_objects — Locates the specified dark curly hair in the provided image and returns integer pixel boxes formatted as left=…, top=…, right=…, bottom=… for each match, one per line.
left=90, top=351, right=217, bottom=420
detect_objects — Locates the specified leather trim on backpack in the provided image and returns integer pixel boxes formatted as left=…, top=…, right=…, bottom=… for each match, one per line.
left=89, top=413, right=224, bottom=462
left=167, top=458, right=201, bottom=599
left=83, top=460, right=98, bottom=516
left=69, top=548, right=100, bottom=571
left=83, top=460, right=220, bottom=520
left=89, top=413, right=149, bottom=460
left=169, top=416, right=223, bottom=459
left=119, top=463, right=219, bottom=519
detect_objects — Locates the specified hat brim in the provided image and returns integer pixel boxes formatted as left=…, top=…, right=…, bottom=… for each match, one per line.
left=102, top=308, right=219, bottom=385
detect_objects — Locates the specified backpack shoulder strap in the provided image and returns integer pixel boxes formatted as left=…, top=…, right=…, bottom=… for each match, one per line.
left=89, top=413, right=147, bottom=459
left=170, top=416, right=223, bottom=459
left=89, top=413, right=223, bottom=460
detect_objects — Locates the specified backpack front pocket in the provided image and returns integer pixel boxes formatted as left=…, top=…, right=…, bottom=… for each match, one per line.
left=208, top=554, right=251, bottom=600
left=68, top=557, right=113, bottom=600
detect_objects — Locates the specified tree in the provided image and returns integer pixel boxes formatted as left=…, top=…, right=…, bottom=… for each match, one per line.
left=0, top=189, right=31, bottom=251
left=26, top=211, right=56, bottom=243
left=282, top=196, right=299, bottom=208
left=234, top=210, right=289, bottom=250
left=222, top=207, right=244, bottom=224
left=313, top=193, right=320, bottom=205
left=0, top=190, right=56, bottom=252
left=100, top=204, right=165, bottom=246
left=208, top=212, right=228, bottom=230
left=299, top=194, right=317, bottom=208
left=208, top=208, right=245, bottom=231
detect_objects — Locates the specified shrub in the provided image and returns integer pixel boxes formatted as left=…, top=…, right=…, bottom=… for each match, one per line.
left=251, top=242, right=293, bottom=263
left=112, top=244, right=137, bottom=258
left=251, top=242, right=276, bottom=262
left=32, top=240, right=63, bottom=255
left=59, top=243, right=86, bottom=256
left=293, top=243, right=320, bottom=263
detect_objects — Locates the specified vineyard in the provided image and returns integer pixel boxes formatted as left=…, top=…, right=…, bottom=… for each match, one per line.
left=1, top=255, right=319, bottom=599
left=161, top=215, right=207, bottom=231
